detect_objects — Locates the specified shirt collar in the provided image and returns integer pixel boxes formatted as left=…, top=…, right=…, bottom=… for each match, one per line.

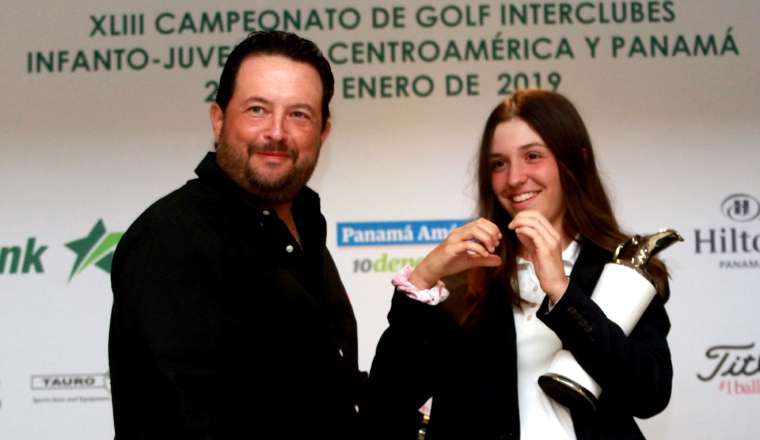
left=562, top=238, right=581, bottom=271
left=194, top=151, right=320, bottom=216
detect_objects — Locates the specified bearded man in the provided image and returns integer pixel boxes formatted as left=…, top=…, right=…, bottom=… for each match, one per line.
left=108, top=31, right=366, bottom=439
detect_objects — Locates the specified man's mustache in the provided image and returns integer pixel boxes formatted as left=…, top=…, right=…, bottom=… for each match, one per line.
left=248, top=142, right=298, bottom=160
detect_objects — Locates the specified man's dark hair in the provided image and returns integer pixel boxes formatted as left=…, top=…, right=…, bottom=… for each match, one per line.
left=215, top=31, right=334, bottom=131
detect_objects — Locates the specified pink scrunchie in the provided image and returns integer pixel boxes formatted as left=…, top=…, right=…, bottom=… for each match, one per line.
left=391, top=265, right=449, bottom=306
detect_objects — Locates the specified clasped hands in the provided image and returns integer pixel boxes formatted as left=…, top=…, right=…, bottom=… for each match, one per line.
left=408, top=211, right=569, bottom=304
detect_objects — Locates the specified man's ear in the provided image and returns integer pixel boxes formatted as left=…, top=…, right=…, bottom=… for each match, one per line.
left=320, top=120, right=332, bottom=146
left=210, top=103, right=224, bottom=143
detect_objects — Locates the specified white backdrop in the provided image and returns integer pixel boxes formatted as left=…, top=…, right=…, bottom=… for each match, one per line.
left=1, top=1, right=758, bottom=438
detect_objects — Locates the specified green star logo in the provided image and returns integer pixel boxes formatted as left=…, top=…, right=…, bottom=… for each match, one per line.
left=65, top=219, right=124, bottom=281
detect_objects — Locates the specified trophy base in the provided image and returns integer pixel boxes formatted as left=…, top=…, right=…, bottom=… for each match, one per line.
left=538, top=373, right=598, bottom=415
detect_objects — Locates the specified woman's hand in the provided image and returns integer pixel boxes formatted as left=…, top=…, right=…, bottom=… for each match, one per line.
left=408, top=218, right=503, bottom=290
left=508, top=210, right=569, bottom=303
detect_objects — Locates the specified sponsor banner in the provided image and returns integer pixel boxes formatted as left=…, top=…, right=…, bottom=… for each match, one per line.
left=697, top=343, right=760, bottom=396
left=337, top=219, right=469, bottom=247
left=348, top=252, right=426, bottom=275
left=721, top=194, right=760, bottom=223
left=65, top=220, right=124, bottom=281
left=694, top=193, right=760, bottom=270
left=30, top=372, right=111, bottom=407
left=1, top=1, right=759, bottom=439
left=31, top=373, right=110, bottom=392
left=0, top=219, right=122, bottom=280
left=0, top=238, right=47, bottom=275
left=29, top=372, right=112, bottom=406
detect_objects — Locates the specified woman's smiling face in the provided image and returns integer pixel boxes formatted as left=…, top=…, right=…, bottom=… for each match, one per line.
left=490, top=117, right=566, bottom=233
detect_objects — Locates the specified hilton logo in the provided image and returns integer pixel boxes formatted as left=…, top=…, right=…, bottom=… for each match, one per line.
left=694, top=194, right=760, bottom=268
left=721, top=194, right=760, bottom=223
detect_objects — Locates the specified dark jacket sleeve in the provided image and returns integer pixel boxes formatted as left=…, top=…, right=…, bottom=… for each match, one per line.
left=537, top=277, right=673, bottom=419
left=362, top=290, right=456, bottom=440
left=111, top=223, right=237, bottom=439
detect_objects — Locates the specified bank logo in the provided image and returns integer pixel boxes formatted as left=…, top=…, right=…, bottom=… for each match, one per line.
left=65, top=219, right=124, bottom=281
left=337, top=219, right=469, bottom=247
left=721, top=194, right=760, bottom=222
left=0, top=238, right=47, bottom=275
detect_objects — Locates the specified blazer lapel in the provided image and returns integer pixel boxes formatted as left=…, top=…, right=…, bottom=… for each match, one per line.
left=569, top=242, right=611, bottom=296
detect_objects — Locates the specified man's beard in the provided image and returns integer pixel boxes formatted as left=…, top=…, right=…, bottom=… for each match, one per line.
left=217, top=134, right=320, bottom=204
left=244, top=141, right=318, bottom=203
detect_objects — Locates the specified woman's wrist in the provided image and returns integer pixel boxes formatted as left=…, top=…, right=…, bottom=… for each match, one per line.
left=392, top=265, right=449, bottom=305
left=406, top=259, right=442, bottom=290
left=543, top=276, right=570, bottom=303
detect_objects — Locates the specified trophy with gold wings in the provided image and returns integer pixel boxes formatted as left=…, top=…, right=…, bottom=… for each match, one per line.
left=538, top=229, right=683, bottom=414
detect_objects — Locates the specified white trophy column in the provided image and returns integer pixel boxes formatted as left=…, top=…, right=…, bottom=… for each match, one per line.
left=544, top=263, right=657, bottom=402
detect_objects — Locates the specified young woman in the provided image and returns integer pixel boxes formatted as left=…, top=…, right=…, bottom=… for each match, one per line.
left=363, top=89, right=672, bottom=440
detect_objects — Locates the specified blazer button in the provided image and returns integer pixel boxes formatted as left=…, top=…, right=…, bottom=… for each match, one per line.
left=567, top=307, right=577, bottom=314
left=286, top=245, right=294, bottom=253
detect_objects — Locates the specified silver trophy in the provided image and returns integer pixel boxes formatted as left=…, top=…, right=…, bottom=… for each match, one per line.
left=538, top=229, right=683, bottom=414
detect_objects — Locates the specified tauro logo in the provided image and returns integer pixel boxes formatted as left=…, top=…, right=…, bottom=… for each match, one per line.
left=31, top=373, right=109, bottom=391
left=721, top=194, right=760, bottom=222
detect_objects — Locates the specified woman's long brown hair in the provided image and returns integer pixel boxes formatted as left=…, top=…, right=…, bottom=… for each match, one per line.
left=466, top=89, right=669, bottom=321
